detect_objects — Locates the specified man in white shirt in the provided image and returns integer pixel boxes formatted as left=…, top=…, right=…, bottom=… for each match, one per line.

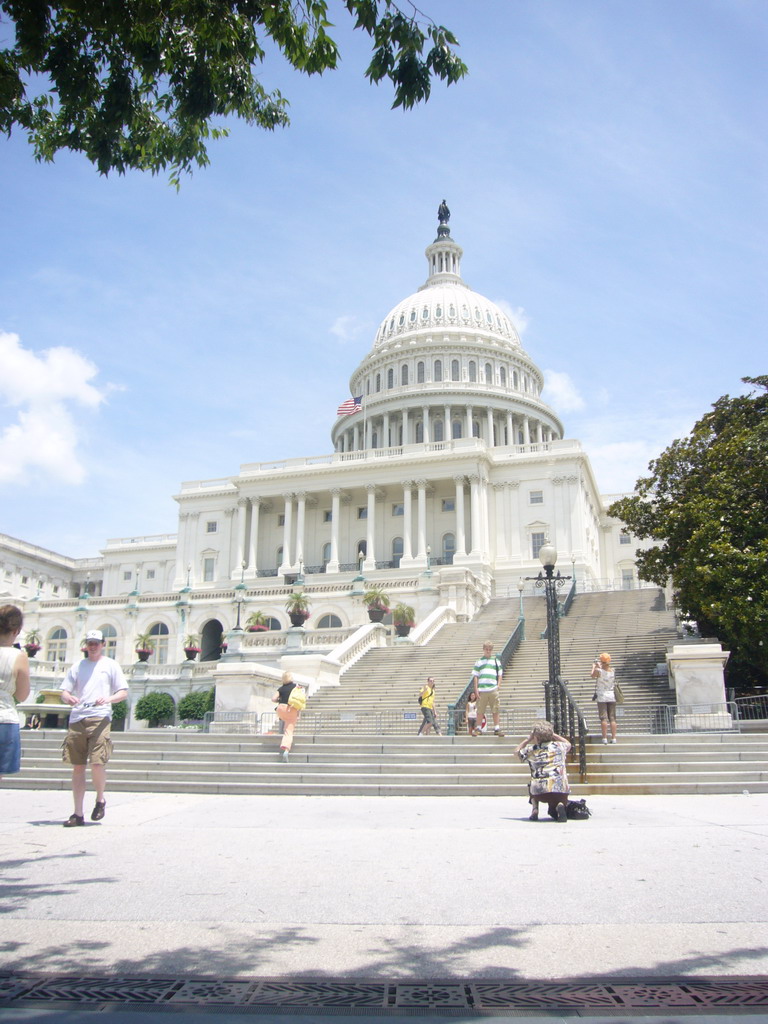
left=60, top=629, right=128, bottom=827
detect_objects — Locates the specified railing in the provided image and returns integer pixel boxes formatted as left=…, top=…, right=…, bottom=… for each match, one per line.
left=545, top=677, right=588, bottom=780
left=204, top=707, right=520, bottom=737
left=446, top=619, right=524, bottom=736
left=733, top=694, right=768, bottom=726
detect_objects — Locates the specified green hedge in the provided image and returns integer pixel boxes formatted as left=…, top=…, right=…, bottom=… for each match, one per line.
left=177, top=688, right=215, bottom=721
left=134, top=691, right=175, bottom=725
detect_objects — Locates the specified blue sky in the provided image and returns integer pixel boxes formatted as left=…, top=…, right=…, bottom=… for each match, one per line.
left=0, top=0, right=765, bottom=557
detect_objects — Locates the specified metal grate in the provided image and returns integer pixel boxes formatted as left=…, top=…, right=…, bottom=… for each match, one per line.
left=2, top=973, right=768, bottom=1012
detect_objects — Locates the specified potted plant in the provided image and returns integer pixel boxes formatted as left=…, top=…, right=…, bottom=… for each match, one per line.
left=134, top=632, right=155, bottom=663
left=285, top=592, right=310, bottom=627
left=183, top=633, right=202, bottom=660
left=392, top=602, right=416, bottom=637
left=246, top=611, right=270, bottom=632
left=23, top=629, right=42, bottom=658
left=362, top=587, right=390, bottom=623
left=219, top=631, right=228, bottom=652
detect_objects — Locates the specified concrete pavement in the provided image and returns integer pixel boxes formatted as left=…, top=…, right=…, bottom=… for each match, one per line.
left=1, top=789, right=767, bottom=1019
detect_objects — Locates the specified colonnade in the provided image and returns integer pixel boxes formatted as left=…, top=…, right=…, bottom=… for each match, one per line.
left=335, top=405, right=557, bottom=453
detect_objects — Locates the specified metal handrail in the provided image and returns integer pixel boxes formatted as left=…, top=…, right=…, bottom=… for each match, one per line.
left=545, top=676, right=588, bottom=781
left=446, top=619, right=524, bottom=735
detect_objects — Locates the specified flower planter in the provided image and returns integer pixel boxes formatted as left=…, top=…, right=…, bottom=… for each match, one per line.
left=24, top=645, right=41, bottom=658
left=136, top=650, right=151, bottom=663
left=247, top=625, right=268, bottom=632
left=367, top=609, right=386, bottom=623
left=394, top=624, right=412, bottom=637
left=183, top=648, right=200, bottom=661
left=289, top=613, right=308, bottom=628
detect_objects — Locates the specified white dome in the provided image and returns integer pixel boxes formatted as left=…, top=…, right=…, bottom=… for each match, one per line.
left=373, top=281, right=521, bottom=350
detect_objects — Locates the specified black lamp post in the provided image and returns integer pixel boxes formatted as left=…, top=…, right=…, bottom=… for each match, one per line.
left=526, top=542, right=571, bottom=713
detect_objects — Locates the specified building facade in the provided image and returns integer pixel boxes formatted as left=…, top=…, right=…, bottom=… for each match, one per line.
left=1, top=212, right=647, bottom=677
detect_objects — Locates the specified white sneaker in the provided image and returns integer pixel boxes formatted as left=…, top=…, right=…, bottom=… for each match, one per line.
left=610, top=738, right=617, bottom=744
left=602, top=738, right=608, bottom=745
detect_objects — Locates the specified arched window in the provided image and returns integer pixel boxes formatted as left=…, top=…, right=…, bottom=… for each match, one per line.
left=513, top=370, right=519, bottom=389
left=468, top=361, right=476, bottom=382
left=452, top=420, right=462, bottom=439
left=149, top=622, right=170, bottom=665
left=46, top=627, right=68, bottom=663
left=442, top=533, right=456, bottom=565
left=451, top=359, right=460, bottom=381
left=434, top=360, right=442, bottom=382
left=266, top=617, right=282, bottom=631
left=322, top=542, right=331, bottom=566
left=472, top=420, right=480, bottom=438
left=387, top=368, right=394, bottom=389
left=485, top=363, right=493, bottom=384
left=401, top=364, right=408, bottom=386
left=371, top=430, right=378, bottom=449
left=317, top=613, right=343, bottom=629
left=415, top=421, right=424, bottom=443
left=392, top=536, right=403, bottom=569
left=417, top=361, right=425, bottom=384
left=500, top=366, right=507, bottom=387
left=98, top=624, right=117, bottom=660
left=375, top=373, right=381, bottom=392
left=433, top=419, right=444, bottom=442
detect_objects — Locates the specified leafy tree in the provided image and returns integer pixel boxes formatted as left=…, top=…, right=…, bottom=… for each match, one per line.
left=1, top=0, right=466, bottom=183
left=177, top=687, right=215, bottom=720
left=134, top=690, right=175, bottom=724
left=609, top=376, right=768, bottom=691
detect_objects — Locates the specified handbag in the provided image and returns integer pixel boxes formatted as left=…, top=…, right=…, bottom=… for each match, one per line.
left=614, top=681, right=625, bottom=705
left=566, top=798, right=592, bottom=820
left=287, top=685, right=306, bottom=711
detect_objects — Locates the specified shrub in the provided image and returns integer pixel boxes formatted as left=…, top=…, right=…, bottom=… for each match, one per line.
left=134, top=691, right=175, bottom=725
left=112, top=699, right=127, bottom=722
left=177, top=688, right=215, bottom=721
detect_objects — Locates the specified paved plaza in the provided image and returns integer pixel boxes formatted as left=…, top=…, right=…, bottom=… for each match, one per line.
left=0, top=789, right=766, bottom=1021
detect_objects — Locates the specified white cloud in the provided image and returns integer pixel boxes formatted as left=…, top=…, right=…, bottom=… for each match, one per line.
left=329, top=315, right=368, bottom=344
left=0, top=332, right=104, bottom=485
left=495, top=300, right=530, bottom=335
left=542, top=369, right=585, bottom=412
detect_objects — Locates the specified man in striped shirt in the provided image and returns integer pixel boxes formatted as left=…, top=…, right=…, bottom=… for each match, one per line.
left=471, top=641, right=505, bottom=737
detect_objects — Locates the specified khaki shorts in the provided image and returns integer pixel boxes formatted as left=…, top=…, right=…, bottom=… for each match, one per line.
left=476, top=689, right=500, bottom=718
left=597, top=701, right=617, bottom=723
left=62, top=717, right=113, bottom=766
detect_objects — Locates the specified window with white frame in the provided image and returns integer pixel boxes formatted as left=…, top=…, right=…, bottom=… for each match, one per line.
left=619, top=532, right=631, bottom=544
left=99, top=624, right=117, bottom=659
left=531, top=532, right=546, bottom=560
left=317, top=613, right=342, bottom=629
left=46, top=627, right=68, bottom=663
left=530, top=490, right=544, bottom=505
left=392, top=537, right=403, bottom=568
left=323, top=510, right=332, bottom=523
left=442, top=498, right=455, bottom=512
left=149, top=622, right=170, bottom=665
left=123, top=571, right=132, bottom=581
left=203, top=557, right=215, bottom=582
left=357, top=507, right=368, bottom=520
left=146, top=569, right=155, bottom=579
left=392, top=503, right=404, bottom=516
left=442, top=533, right=456, bottom=564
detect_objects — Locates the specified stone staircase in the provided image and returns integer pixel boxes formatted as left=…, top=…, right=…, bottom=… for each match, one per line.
left=6, top=728, right=767, bottom=796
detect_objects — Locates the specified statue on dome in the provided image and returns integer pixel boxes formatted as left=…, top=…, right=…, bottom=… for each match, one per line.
left=437, top=199, right=450, bottom=225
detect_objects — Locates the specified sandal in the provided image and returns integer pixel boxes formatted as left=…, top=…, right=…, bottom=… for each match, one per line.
left=63, top=814, right=84, bottom=828
left=91, top=800, right=106, bottom=822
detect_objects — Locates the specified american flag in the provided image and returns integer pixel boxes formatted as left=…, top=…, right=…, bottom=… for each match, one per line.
left=336, top=396, right=363, bottom=416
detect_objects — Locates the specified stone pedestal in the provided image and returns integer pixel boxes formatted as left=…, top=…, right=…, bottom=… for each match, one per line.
left=666, top=642, right=732, bottom=730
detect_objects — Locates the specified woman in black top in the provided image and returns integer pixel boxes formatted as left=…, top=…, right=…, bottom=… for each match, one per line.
left=272, top=671, right=300, bottom=762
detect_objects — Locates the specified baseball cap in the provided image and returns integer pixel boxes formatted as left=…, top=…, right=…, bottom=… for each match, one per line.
left=85, top=629, right=104, bottom=643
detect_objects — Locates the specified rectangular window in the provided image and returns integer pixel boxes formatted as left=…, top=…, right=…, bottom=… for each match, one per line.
left=392, top=503, right=404, bottom=517
left=358, top=507, right=368, bottom=520
left=442, top=498, right=455, bottom=512
left=203, top=557, right=215, bottom=582
left=529, top=490, right=543, bottom=504
left=123, top=570, right=132, bottom=581
left=53, top=585, right=59, bottom=595
left=278, top=514, right=285, bottom=526
left=206, top=521, right=218, bottom=533
left=531, top=532, right=546, bottom=559
left=619, top=532, right=631, bottom=544
left=21, top=575, right=28, bottom=585
left=146, top=569, right=155, bottom=580
left=323, top=510, right=332, bottom=523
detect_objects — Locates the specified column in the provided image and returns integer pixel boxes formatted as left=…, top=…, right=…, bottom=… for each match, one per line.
left=507, top=481, right=522, bottom=561
left=174, top=512, right=190, bottom=586
left=416, top=478, right=427, bottom=563
left=486, top=408, right=494, bottom=446
left=295, top=491, right=306, bottom=569
left=523, top=417, right=531, bottom=445
left=402, top=481, right=414, bottom=561
left=364, top=484, right=376, bottom=569
left=422, top=404, right=430, bottom=443
left=506, top=412, right=513, bottom=446
left=468, top=474, right=481, bottom=557
left=234, top=498, right=248, bottom=568
left=383, top=412, right=390, bottom=448
left=245, top=499, right=261, bottom=577
left=454, top=476, right=467, bottom=557
left=353, top=423, right=360, bottom=449
left=279, top=494, right=293, bottom=574
left=444, top=404, right=451, bottom=442
left=465, top=405, right=472, bottom=438
left=327, top=488, right=341, bottom=572
left=494, top=483, right=507, bottom=561
left=223, top=506, right=236, bottom=576
left=536, top=421, right=543, bottom=443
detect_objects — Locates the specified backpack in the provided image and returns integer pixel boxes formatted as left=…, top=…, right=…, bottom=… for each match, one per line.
left=565, top=798, right=591, bottom=820
left=287, top=685, right=306, bottom=711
